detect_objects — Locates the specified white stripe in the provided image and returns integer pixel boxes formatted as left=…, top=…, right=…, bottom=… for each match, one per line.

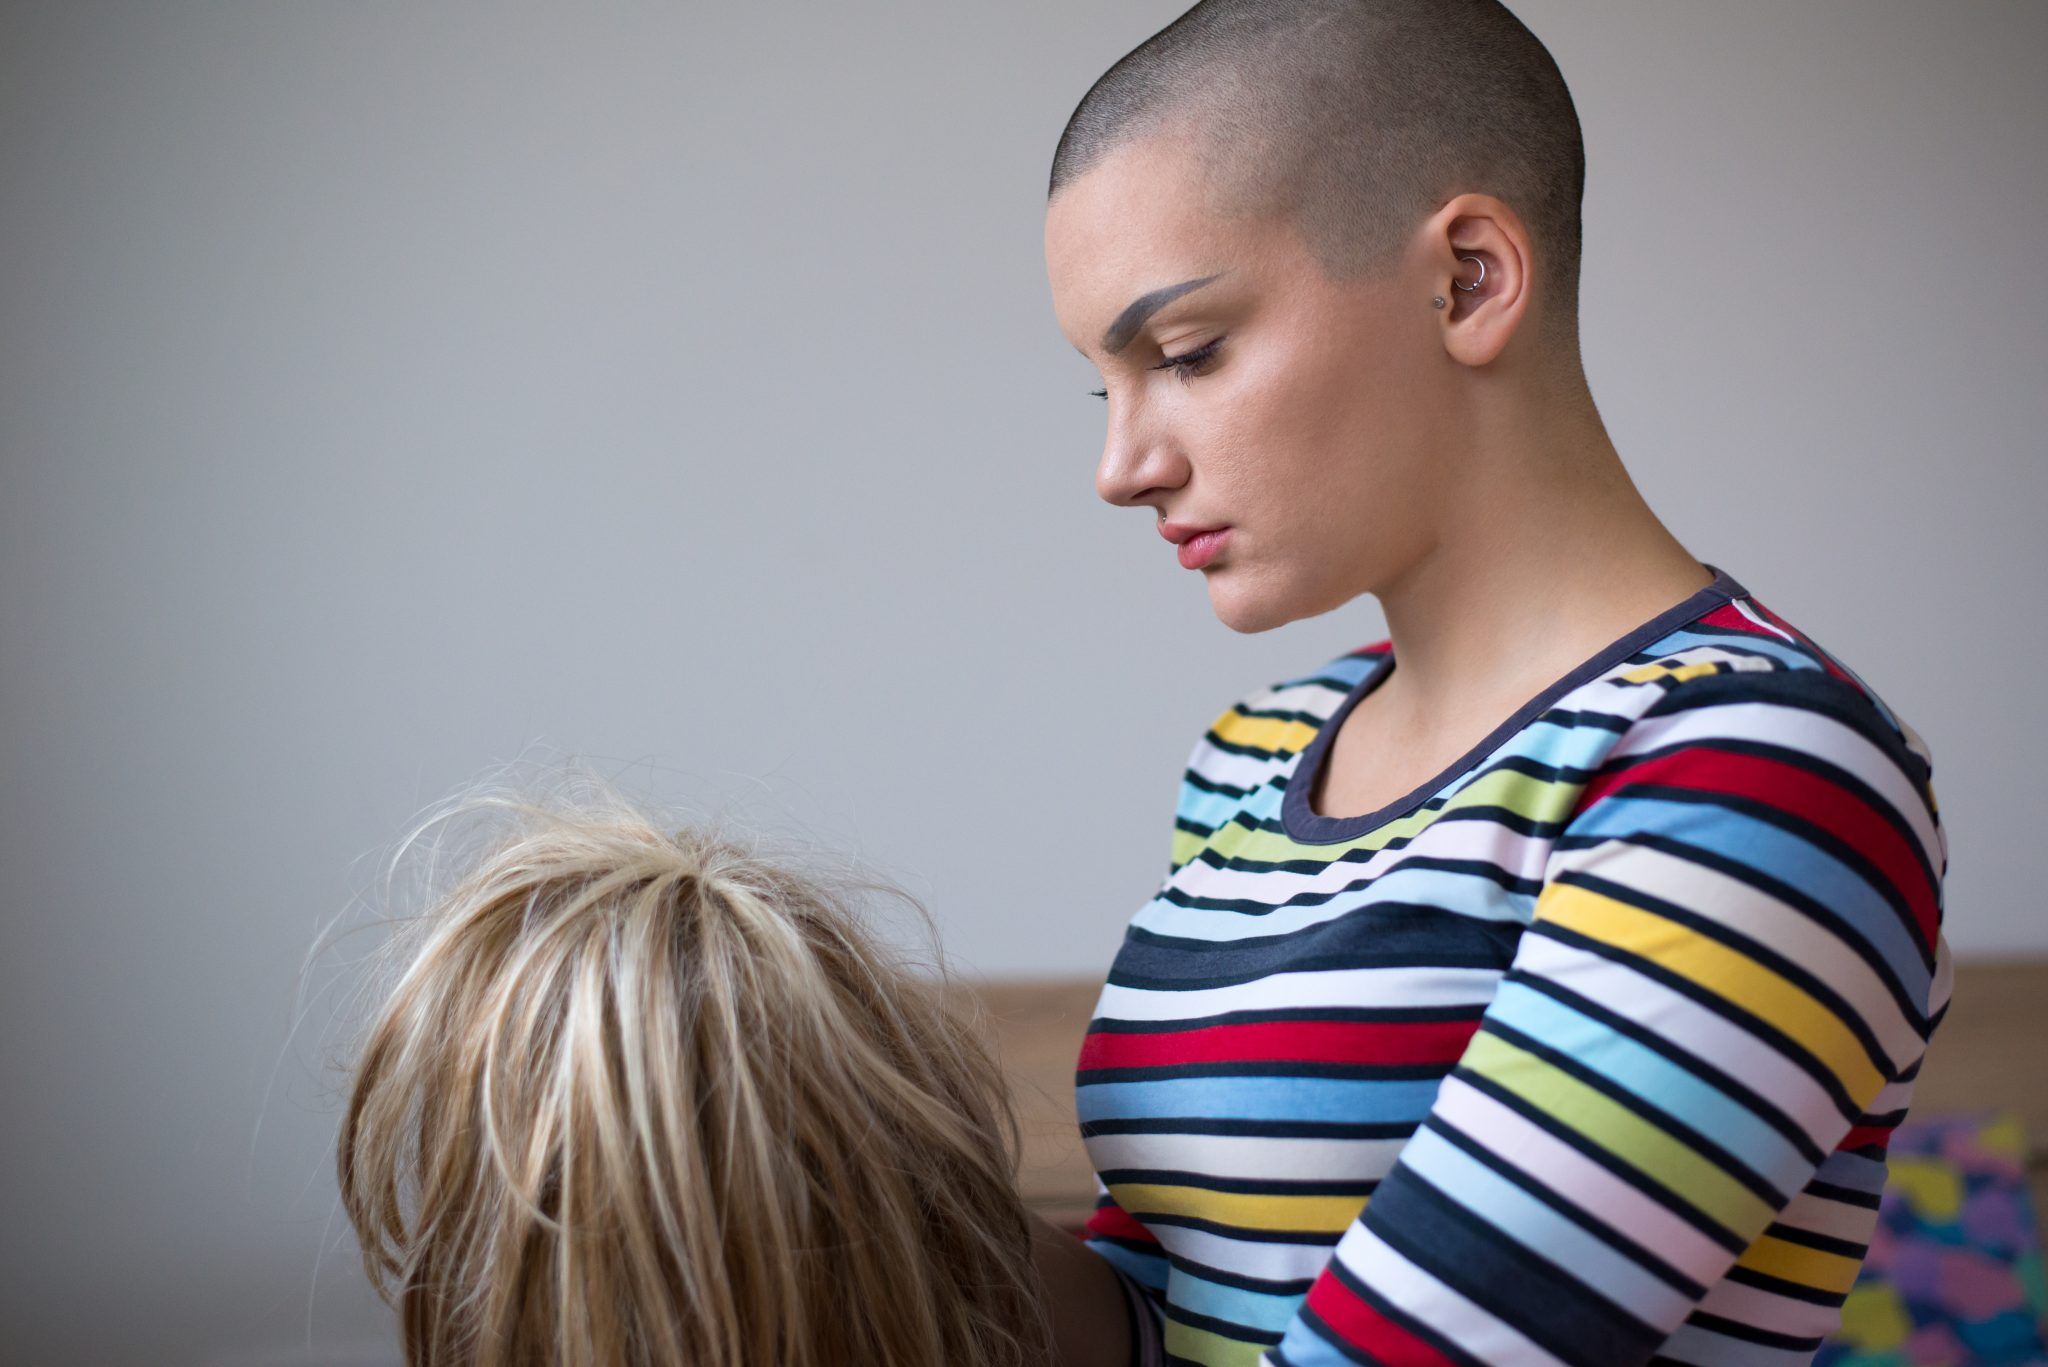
left=1695, top=1274, right=1844, bottom=1339
left=1185, top=739, right=1292, bottom=796
left=1432, top=1078, right=1738, bottom=1280
left=1327, top=1222, right=1572, bottom=1367
left=1927, top=939, right=1955, bottom=1016
left=1731, top=597, right=1799, bottom=644
left=1095, top=965, right=1502, bottom=1022
left=1660, top=1317, right=1819, bottom=1367
left=1147, top=1221, right=1347, bottom=1284
left=1773, top=1187, right=1881, bottom=1246
left=1084, top=1130, right=1408, bottom=1184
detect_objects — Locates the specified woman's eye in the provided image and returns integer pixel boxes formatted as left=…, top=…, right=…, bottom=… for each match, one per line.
left=1157, top=336, right=1223, bottom=383
left=1088, top=335, right=1225, bottom=400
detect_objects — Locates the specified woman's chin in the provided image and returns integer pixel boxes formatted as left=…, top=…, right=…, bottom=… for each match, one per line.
left=1205, top=567, right=1303, bottom=635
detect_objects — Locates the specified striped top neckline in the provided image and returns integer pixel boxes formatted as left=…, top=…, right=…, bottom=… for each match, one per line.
left=1278, top=560, right=1747, bottom=846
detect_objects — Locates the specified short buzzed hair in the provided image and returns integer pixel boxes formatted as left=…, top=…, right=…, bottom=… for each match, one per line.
left=1050, top=0, right=1586, bottom=345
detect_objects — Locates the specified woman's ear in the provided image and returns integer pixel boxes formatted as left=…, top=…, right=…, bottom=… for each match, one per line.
left=1433, top=194, right=1534, bottom=368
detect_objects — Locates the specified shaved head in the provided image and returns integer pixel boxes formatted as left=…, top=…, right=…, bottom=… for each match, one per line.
left=1049, top=0, right=1585, bottom=344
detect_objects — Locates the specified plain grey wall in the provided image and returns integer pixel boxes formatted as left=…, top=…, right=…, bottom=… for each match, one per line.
left=4, top=1, right=2042, bottom=1361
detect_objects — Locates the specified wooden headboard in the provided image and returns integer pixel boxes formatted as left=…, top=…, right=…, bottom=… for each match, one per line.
left=960, top=960, right=2048, bottom=1234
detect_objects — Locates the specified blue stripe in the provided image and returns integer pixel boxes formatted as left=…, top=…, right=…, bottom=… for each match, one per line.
left=1076, top=1075, right=1446, bottom=1126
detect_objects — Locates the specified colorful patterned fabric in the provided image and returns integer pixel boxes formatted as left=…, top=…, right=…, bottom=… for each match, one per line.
left=1818, top=1112, right=2048, bottom=1366
left=1073, top=563, right=1953, bottom=1366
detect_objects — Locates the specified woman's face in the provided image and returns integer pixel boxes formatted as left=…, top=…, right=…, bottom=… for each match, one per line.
left=1045, top=137, right=1458, bottom=634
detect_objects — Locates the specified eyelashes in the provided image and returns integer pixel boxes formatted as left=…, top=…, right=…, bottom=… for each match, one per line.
left=1089, top=335, right=1226, bottom=400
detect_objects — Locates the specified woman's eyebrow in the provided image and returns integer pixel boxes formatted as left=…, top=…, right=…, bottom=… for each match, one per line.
left=1101, top=272, right=1228, bottom=355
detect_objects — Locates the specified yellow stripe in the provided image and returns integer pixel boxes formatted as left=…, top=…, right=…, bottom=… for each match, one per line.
left=1207, top=709, right=1318, bottom=756
left=1463, top=1032, right=1774, bottom=1237
left=1164, top=1316, right=1271, bottom=1367
left=1538, top=881, right=1886, bottom=1101
left=1109, top=1182, right=1367, bottom=1236
left=1617, top=659, right=1723, bottom=685
left=1736, top=1232, right=1865, bottom=1295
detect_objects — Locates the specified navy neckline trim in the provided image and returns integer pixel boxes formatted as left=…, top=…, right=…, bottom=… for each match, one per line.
left=1277, top=561, right=1747, bottom=846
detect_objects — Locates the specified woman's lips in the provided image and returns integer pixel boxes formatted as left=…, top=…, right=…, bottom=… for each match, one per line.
left=1177, top=527, right=1231, bottom=570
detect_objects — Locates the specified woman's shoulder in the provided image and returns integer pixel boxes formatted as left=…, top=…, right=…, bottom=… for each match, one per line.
left=1184, top=639, right=1391, bottom=765
left=1630, top=584, right=1938, bottom=800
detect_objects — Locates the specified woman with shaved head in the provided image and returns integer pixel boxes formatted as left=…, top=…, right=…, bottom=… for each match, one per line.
left=1034, top=2, right=1952, bottom=1365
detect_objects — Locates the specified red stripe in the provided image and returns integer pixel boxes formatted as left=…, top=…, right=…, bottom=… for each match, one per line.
left=1082, top=1201, right=1160, bottom=1245
left=1078, top=1018, right=1481, bottom=1072
left=1746, top=599, right=1863, bottom=689
left=1568, top=746, right=1939, bottom=951
left=1837, top=1123, right=1895, bottom=1151
left=1305, top=1269, right=1459, bottom=1365
left=1694, top=601, right=1760, bottom=634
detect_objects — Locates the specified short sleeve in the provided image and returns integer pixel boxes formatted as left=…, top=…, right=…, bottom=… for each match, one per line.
left=1265, top=667, right=1948, bottom=1366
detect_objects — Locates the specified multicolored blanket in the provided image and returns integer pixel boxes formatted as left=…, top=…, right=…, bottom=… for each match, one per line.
left=1819, top=1112, right=2047, bottom=1366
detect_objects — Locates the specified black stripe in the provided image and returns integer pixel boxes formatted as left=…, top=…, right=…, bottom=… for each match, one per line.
left=1120, top=1209, right=1344, bottom=1246
left=1763, top=1220, right=1867, bottom=1259
left=1084, top=1231, right=1169, bottom=1262
left=1081, top=1116, right=1420, bottom=1141
left=1088, top=1003, right=1488, bottom=1034
left=1096, top=1167, right=1376, bottom=1199
left=1683, top=1308, right=1826, bottom=1352
left=1117, top=898, right=1525, bottom=975
left=1805, top=1178, right=1882, bottom=1211
left=1723, top=1262, right=1850, bottom=1307
left=1233, top=702, right=1333, bottom=728
left=1202, top=729, right=1301, bottom=764
left=1364, top=1165, right=1667, bottom=1364
left=1108, top=956, right=1507, bottom=994
left=1180, top=766, right=1255, bottom=801
left=1150, top=1244, right=1316, bottom=1297
left=1164, top=1302, right=1284, bottom=1347
left=1425, top=1112, right=1706, bottom=1299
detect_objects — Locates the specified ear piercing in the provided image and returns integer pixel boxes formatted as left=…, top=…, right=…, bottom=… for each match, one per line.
left=1433, top=254, right=1486, bottom=308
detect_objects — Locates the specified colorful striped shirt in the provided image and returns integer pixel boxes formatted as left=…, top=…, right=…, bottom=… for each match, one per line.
left=1076, top=562, right=1951, bottom=1367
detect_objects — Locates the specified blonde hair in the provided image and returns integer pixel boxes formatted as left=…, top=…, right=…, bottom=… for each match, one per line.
left=335, top=765, right=1055, bottom=1366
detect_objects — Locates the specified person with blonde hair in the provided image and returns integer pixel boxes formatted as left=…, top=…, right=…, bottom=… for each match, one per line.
left=335, top=766, right=1103, bottom=1367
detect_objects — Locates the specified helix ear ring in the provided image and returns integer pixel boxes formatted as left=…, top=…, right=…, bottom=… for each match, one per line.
left=1453, top=254, right=1486, bottom=292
